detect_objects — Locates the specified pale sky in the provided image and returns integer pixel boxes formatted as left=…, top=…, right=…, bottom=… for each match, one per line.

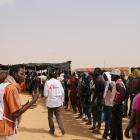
left=0, top=0, right=140, bottom=69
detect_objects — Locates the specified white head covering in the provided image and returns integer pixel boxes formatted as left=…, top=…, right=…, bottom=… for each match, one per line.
left=57, top=73, right=64, bottom=82
left=103, top=72, right=111, bottom=83
left=110, top=69, right=121, bottom=76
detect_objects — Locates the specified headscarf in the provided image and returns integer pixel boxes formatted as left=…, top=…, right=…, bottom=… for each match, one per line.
left=103, top=72, right=111, bottom=83
left=103, top=72, right=111, bottom=98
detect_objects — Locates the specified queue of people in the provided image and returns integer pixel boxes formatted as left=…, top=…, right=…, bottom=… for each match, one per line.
left=0, top=66, right=140, bottom=140
left=60, top=68, right=140, bottom=140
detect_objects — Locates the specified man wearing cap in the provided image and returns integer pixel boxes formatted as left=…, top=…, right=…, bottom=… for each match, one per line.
left=110, top=69, right=126, bottom=140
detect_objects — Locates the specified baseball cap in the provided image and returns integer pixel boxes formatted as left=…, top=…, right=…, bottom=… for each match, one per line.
left=110, top=69, right=121, bottom=76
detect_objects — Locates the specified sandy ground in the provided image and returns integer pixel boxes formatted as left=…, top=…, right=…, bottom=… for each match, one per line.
left=15, top=94, right=131, bottom=140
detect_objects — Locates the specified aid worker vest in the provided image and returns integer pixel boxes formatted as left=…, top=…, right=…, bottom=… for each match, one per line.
left=0, top=82, right=11, bottom=120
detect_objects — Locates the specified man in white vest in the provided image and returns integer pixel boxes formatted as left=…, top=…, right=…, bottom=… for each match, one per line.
left=44, top=72, right=65, bottom=136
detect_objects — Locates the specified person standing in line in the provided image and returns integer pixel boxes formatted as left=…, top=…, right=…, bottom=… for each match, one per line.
left=128, top=69, right=140, bottom=117
left=125, top=78, right=140, bottom=140
left=110, top=69, right=126, bottom=140
left=84, top=72, right=93, bottom=125
left=63, top=75, right=69, bottom=109
left=76, top=73, right=84, bottom=119
left=44, top=72, right=65, bottom=136
left=125, top=93, right=140, bottom=140
left=91, top=68, right=105, bottom=133
left=67, top=72, right=78, bottom=114
left=102, top=72, right=112, bottom=140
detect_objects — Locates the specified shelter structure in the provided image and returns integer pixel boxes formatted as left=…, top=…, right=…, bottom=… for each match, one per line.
left=0, top=61, right=71, bottom=75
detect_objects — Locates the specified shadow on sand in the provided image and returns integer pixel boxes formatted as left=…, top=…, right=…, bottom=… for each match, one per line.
left=19, top=127, right=63, bottom=138
left=22, top=96, right=129, bottom=140
left=36, top=97, right=102, bottom=139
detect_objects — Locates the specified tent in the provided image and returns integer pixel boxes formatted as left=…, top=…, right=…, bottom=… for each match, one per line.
left=0, top=61, right=71, bottom=74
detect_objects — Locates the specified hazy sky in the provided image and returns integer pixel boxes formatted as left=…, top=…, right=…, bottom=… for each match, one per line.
left=0, top=0, right=140, bottom=69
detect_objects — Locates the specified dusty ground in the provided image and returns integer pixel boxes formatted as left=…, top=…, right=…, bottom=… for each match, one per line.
left=15, top=94, right=131, bottom=140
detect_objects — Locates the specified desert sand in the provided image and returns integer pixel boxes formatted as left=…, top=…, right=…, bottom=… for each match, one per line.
left=15, top=94, right=130, bottom=140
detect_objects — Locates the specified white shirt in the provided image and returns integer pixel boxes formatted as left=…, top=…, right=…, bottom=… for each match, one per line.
left=103, top=81, right=115, bottom=107
left=44, top=78, right=64, bottom=108
left=0, top=82, right=11, bottom=120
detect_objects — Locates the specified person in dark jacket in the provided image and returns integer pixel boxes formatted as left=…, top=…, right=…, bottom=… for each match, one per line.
left=68, top=72, right=78, bottom=113
left=91, top=68, right=105, bottom=133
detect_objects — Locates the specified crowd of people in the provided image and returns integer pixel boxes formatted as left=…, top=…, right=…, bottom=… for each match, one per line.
left=0, top=66, right=140, bottom=140
left=59, top=68, right=140, bottom=140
